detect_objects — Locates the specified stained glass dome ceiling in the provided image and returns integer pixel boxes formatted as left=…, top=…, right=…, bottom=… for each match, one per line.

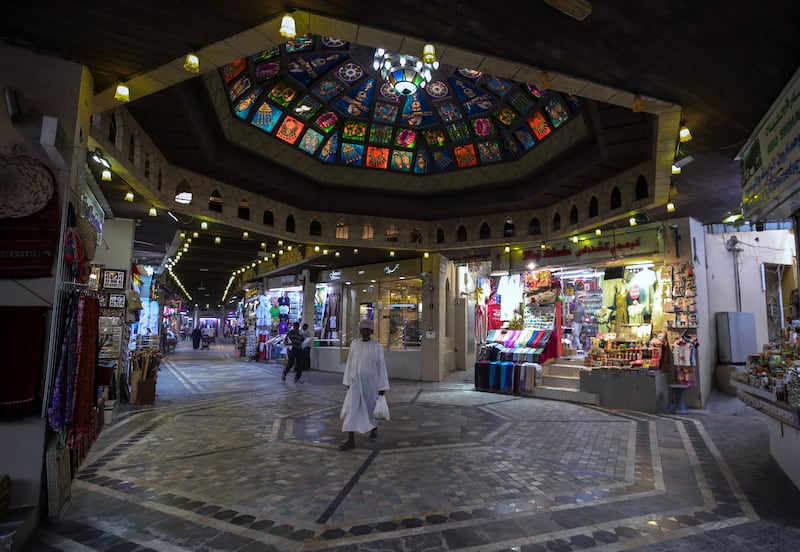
left=220, top=34, right=581, bottom=176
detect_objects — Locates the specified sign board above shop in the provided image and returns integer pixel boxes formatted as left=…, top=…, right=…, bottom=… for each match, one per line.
left=316, top=258, right=423, bottom=284
left=739, top=66, right=800, bottom=221
left=508, top=224, right=664, bottom=271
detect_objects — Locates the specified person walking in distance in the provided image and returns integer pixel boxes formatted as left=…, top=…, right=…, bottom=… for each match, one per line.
left=339, top=319, right=389, bottom=450
left=282, top=322, right=304, bottom=381
left=300, top=323, right=313, bottom=378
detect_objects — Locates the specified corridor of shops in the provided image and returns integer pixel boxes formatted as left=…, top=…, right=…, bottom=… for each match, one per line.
left=22, top=338, right=800, bottom=552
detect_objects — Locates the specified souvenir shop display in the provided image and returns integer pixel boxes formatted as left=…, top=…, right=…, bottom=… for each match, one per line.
left=128, top=347, right=163, bottom=405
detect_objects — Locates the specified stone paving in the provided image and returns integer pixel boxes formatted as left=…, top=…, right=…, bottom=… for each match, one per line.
left=24, top=340, right=800, bottom=551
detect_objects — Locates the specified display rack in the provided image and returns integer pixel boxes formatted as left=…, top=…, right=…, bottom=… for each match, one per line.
left=666, top=262, right=699, bottom=387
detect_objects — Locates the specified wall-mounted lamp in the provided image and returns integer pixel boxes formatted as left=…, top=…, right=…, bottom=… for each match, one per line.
left=595, top=228, right=602, bottom=236
left=192, top=231, right=199, bottom=238
left=200, top=221, right=208, bottom=230
left=389, top=251, right=395, bottom=257
left=148, top=207, right=157, bottom=217
left=666, top=201, right=676, bottom=213
left=279, top=12, right=297, bottom=39
left=679, top=124, right=692, bottom=142
left=183, top=53, right=200, bottom=74
left=114, top=83, right=130, bottom=102
left=124, top=191, right=134, bottom=202
left=101, top=168, right=112, bottom=181
left=571, top=236, right=578, bottom=243
left=629, top=216, right=638, bottom=227
left=242, top=231, right=249, bottom=239
left=671, top=164, right=681, bottom=175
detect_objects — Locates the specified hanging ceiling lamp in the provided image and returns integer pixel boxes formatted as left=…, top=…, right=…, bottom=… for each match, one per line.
left=279, top=13, right=297, bottom=39
left=374, top=48, right=438, bottom=96
left=148, top=207, right=157, bottom=217
left=679, top=123, right=692, bottom=142
left=101, top=168, right=112, bottom=181
left=124, top=191, right=134, bottom=202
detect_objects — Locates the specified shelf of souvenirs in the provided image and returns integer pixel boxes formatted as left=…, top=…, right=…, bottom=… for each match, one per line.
left=729, top=347, right=800, bottom=427
left=585, top=331, right=665, bottom=371
left=730, top=379, right=800, bottom=428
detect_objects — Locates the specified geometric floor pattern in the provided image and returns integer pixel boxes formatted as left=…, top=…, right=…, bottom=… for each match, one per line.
left=25, top=341, right=800, bottom=551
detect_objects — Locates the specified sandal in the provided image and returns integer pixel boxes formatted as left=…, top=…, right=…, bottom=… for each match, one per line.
left=339, top=441, right=355, bottom=450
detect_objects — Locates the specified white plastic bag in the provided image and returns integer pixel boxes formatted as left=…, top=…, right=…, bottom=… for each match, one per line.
left=373, top=395, right=390, bottom=421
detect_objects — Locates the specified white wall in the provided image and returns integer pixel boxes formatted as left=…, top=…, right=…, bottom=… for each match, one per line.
left=705, top=229, right=795, bottom=353
left=92, top=218, right=135, bottom=272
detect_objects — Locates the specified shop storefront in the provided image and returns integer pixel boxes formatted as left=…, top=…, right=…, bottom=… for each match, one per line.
left=313, top=258, right=425, bottom=380
left=472, top=222, right=696, bottom=413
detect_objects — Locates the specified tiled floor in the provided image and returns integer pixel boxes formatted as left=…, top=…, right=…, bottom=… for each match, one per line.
left=23, top=340, right=800, bottom=551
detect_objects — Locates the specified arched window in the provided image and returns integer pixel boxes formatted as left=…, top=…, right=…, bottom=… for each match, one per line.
left=309, top=220, right=322, bottom=236
left=589, top=196, right=599, bottom=218
left=157, top=168, right=163, bottom=191
left=635, top=175, right=648, bottom=200
left=362, top=224, right=374, bottom=240
left=528, top=217, right=541, bottom=235
left=503, top=219, right=515, bottom=237
left=386, top=224, right=399, bottom=241
left=238, top=199, right=250, bottom=220
left=108, top=113, right=117, bottom=144
left=456, top=225, right=467, bottom=242
left=335, top=221, right=348, bottom=239
left=552, top=213, right=561, bottom=232
left=569, top=204, right=578, bottom=225
left=144, top=152, right=151, bottom=179
left=436, top=227, right=445, bottom=244
left=263, top=210, right=274, bottom=226
left=286, top=215, right=295, bottom=233
left=479, top=222, right=491, bottom=240
left=410, top=227, right=422, bottom=244
left=208, top=190, right=223, bottom=213
left=610, top=186, right=622, bottom=210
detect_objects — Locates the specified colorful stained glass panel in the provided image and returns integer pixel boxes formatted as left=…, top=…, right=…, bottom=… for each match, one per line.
left=252, top=47, right=279, bottom=63
left=321, top=37, right=348, bottom=49
left=514, top=128, right=536, bottom=150
left=394, top=129, right=417, bottom=148
left=337, top=62, right=364, bottom=83
left=390, top=149, right=414, bottom=172
left=472, top=118, right=494, bottom=137
left=229, top=75, right=251, bottom=101
left=268, top=82, right=298, bottom=107
left=424, top=129, right=446, bottom=147
left=276, top=116, right=304, bottom=145
left=234, top=89, right=261, bottom=120
left=446, top=122, right=471, bottom=142
left=342, top=121, right=367, bottom=141
left=369, top=125, right=393, bottom=145
left=494, top=105, right=518, bottom=126
left=340, top=142, right=364, bottom=166
left=436, top=102, right=462, bottom=122
left=299, top=128, right=324, bottom=155
left=401, top=93, right=437, bottom=127
left=543, top=95, right=570, bottom=128
left=287, top=53, right=348, bottom=86
left=458, top=68, right=483, bottom=80
left=373, top=102, right=399, bottom=123
left=319, top=131, right=339, bottom=163
left=450, top=78, right=494, bottom=115
left=221, top=59, right=247, bottom=83
left=293, top=95, right=321, bottom=120
left=426, top=80, right=450, bottom=99
left=379, top=82, right=401, bottom=102
left=315, top=111, right=338, bottom=133
left=526, top=83, right=546, bottom=98
left=333, top=78, right=375, bottom=118
left=477, top=140, right=502, bottom=163
left=251, top=102, right=283, bottom=132
left=366, top=146, right=389, bottom=169
left=285, top=35, right=314, bottom=53
left=454, top=144, right=478, bottom=168
left=432, top=149, right=454, bottom=171
left=527, top=112, right=552, bottom=140
left=311, top=78, right=345, bottom=101
left=484, top=75, right=511, bottom=97
left=414, top=150, right=430, bottom=174
left=254, top=61, right=281, bottom=82
left=509, top=91, right=535, bottom=114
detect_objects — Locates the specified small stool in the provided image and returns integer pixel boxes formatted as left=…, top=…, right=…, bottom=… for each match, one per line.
left=668, top=384, right=689, bottom=414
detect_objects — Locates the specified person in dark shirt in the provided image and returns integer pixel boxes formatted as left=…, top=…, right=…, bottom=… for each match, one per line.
left=282, top=322, right=304, bottom=382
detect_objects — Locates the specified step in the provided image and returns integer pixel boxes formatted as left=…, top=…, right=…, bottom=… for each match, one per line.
left=532, top=386, right=600, bottom=405
left=554, top=357, right=588, bottom=367
left=543, top=363, right=583, bottom=377
left=540, top=374, right=581, bottom=390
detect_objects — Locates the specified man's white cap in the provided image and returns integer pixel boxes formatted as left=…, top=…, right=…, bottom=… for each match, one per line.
left=359, top=319, right=374, bottom=331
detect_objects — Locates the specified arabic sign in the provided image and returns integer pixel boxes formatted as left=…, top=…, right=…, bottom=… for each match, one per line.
left=740, top=67, right=800, bottom=219
left=316, top=258, right=422, bottom=283
left=516, top=226, right=662, bottom=269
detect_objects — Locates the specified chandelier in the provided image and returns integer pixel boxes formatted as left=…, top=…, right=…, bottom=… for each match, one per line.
left=373, top=48, right=439, bottom=96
